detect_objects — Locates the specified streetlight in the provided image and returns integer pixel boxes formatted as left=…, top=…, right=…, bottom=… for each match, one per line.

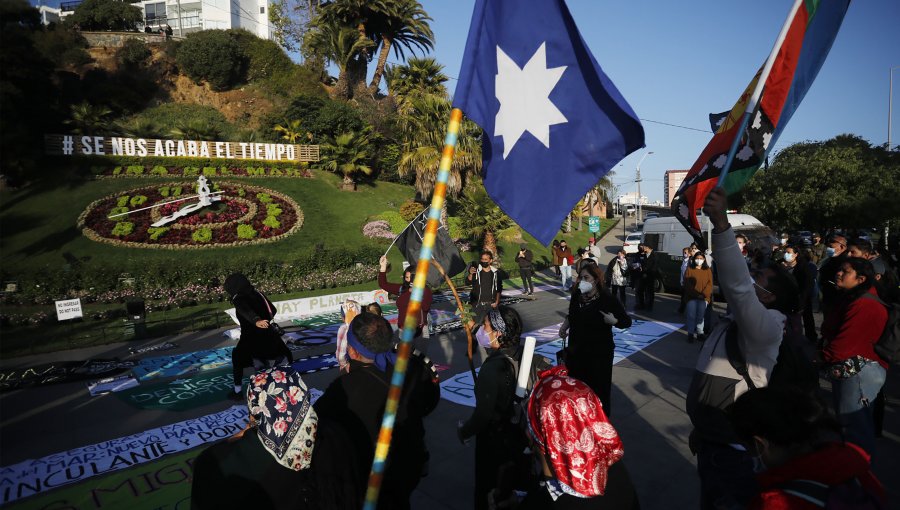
left=890, top=66, right=899, bottom=151
left=635, top=151, right=653, bottom=222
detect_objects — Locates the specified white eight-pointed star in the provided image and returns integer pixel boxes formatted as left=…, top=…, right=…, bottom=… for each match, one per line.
left=494, top=42, right=568, bottom=159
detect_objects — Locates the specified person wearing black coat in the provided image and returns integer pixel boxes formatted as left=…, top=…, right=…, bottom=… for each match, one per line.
left=224, top=273, right=292, bottom=400
left=636, top=244, right=660, bottom=311
left=558, top=263, right=631, bottom=415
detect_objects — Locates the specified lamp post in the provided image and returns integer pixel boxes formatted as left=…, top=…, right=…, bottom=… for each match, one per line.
left=890, top=66, right=900, bottom=151
left=635, top=151, right=653, bottom=222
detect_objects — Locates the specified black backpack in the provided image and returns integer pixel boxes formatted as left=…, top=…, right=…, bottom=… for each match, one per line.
left=725, top=321, right=819, bottom=393
left=860, top=294, right=900, bottom=363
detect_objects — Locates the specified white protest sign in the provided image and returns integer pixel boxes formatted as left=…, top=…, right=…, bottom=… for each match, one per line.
left=224, top=289, right=391, bottom=325
left=54, top=299, right=83, bottom=321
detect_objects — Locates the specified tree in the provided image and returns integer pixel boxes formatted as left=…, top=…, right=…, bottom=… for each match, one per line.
left=303, top=20, right=373, bottom=99
left=169, top=119, right=222, bottom=141
left=740, top=134, right=900, bottom=232
left=273, top=119, right=309, bottom=143
left=457, top=180, right=512, bottom=259
left=68, top=0, right=142, bottom=31
left=397, top=93, right=481, bottom=200
left=367, top=0, right=434, bottom=94
left=320, top=130, right=373, bottom=190
left=385, top=56, right=447, bottom=100
left=176, top=30, right=244, bottom=91
left=66, top=102, right=113, bottom=134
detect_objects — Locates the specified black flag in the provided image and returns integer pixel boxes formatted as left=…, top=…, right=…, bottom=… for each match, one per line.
left=395, top=210, right=467, bottom=287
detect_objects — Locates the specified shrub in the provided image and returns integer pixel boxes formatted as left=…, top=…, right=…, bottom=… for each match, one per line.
left=176, top=30, right=244, bottom=91
left=279, top=94, right=365, bottom=142
left=263, top=216, right=281, bottom=229
left=256, top=193, right=272, bottom=203
left=191, top=228, right=213, bottom=243
left=362, top=220, right=394, bottom=240
left=377, top=211, right=406, bottom=234
left=447, top=216, right=464, bottom=240
left=243, top=37, right=293, bottom=82
left=33, top=27, right=92, bottom=68
left=125, top=166, right=144, bottom=175
left=147, top=227, right=169, bottom=240
left=117, top=38, right=151, bottom=69
left=150, top=166, right=168, bottom=176
left=108, top=206, right=129, bottom=217
left=159, top=186, right=170, bottom=197
left=399, top=199, right=425, bottom=222
left=237, top=224, right=257, bottom=239
left=112, top=166, right=123, bottom=175
left=129, top=195, right=148, bottom=207
left=266, top=204, right=282, bottom=217
left=126, top=104, right=236, bottom=140
left=116, top=196, right=130, bottom=208
left=112, top=222, right=134, bottom=237
left=202, top=167, right=217, bottom=176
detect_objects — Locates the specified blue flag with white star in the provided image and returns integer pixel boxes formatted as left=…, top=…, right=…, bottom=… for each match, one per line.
left=453, top=0, right=645, bottom=245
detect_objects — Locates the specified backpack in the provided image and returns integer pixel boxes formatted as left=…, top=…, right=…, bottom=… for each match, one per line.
left=778, top=478, right=885, bottom=510
left=859, top=293, right=900, bottom=363
left=724, top=320, right=819, bottom=393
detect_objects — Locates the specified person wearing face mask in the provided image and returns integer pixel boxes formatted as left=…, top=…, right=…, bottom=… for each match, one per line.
left=806, top=232, right=826, bottom=265
left=818, top=234, right=849, bottom=316
left=379, top=255, right=433, bottom=339
left=818, top=258, right=888, bottom=455
left=466, top=250, right=503, bottom=328
left=605, top=250, right=630, bottom=308
left=557, top=262, right=631, bottom=413
left=772, top=233, right=790, bottom=263
left=727, top=386, right=885, bottom=510
left=781, top=246, right=817, bottom=342
left=685, top=188, right=802, bottom=510
left=457, top=306, right=525, bottom=510
left=683, top=252, right=713, bottom=343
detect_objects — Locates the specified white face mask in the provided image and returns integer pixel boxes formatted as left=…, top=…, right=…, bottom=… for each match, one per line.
left=577, top=280, right=593, bottom=294
left=784, top=253, right=795, bottom=263
left=825, top=247, right=836, bottom=258
left=694, top=259, right=704, bottom=267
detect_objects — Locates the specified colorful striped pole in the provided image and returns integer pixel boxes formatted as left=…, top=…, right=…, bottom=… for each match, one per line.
left=363, top=108, right=464, bottom=510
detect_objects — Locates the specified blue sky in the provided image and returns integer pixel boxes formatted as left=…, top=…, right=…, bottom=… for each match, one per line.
left=412, top=0, right=898, bottom=202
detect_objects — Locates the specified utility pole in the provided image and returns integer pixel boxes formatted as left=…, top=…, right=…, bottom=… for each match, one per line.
left=176, top=0, right=184, bottom=37
left=635, top=151, right=653, bottom=223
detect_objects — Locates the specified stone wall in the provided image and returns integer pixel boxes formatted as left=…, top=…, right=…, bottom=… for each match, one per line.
left=81, top=32, right=167, bottom=48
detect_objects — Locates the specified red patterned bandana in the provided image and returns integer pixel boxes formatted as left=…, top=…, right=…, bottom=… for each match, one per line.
left=526, top=366, right=624, bottom=497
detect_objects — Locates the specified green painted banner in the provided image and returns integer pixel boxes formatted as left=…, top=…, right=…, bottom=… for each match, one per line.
left=9, top=450, right=198, bottom=510
left=116, top=369, right=246, bottom=412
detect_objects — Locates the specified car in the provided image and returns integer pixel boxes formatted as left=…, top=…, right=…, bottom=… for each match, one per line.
left=623, top=232, right=642, bottom=254
left=644, top=213, right=659, bottom=220
left=624, top=204, right=636, bottom=216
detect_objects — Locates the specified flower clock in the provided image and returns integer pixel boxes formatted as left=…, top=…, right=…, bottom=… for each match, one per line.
left=77, top=180, right=303, bottom=249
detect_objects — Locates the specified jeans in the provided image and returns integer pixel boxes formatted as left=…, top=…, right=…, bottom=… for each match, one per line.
left=685, top=299, right=707, bottom=335
left=560, top=265, right=572, bottom=288
left=520, top=268, right=534, bottom=293
left=831, top=361, right=886, bottom=455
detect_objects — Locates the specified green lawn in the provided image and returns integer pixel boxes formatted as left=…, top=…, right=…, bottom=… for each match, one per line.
left=0, top=171, right=415, bottom=273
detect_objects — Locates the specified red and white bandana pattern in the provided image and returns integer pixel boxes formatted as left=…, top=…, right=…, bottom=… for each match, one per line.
left=527, top=366, right=624, bottom=497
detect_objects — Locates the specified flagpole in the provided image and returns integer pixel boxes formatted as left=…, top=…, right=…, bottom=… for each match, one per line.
left=716, top=0, right=803, bottom=188
left=363, top=108, right=464, bottom=510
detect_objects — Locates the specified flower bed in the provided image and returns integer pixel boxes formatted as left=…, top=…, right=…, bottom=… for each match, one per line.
left=98, top=166, right=314, bottom=179
left=77, top=181, right=304, bottom=249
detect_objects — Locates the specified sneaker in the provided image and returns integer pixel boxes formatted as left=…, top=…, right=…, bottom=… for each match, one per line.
left=227, top=390, right=243, bottom=401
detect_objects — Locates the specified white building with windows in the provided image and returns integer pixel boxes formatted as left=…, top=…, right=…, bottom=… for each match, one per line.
left=618, top=191, right=649, bottom=206
left=137, top=0, right=272, bottom=39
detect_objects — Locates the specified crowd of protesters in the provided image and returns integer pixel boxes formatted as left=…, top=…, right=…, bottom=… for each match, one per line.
left=194, top=189, right=894, bottom=509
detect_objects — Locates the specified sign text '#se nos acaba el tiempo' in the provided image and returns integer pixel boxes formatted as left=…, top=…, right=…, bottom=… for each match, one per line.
left=45, top=134, right=320, bottom=162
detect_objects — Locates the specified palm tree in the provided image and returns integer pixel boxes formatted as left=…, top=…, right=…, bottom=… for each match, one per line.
left=274, top=120, right=310, bottom=143
left=169, top=120, right=222, bottom=141
left=397, top=93, right=481, bottom=200
left=66, top=102, right=113, bottom=135
left=368, top=0, right=434, bottom=94
left=320, top=130, right=373, bottom=190
left=457, top=180, right=511, bottom=259
left=304, top=21, right=374, bottom=99
left=117, top=118, right=162, bottom=139
left=386, top=56, right=448, bottom=100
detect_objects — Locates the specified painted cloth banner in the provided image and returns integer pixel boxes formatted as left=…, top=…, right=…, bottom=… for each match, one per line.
left=440, top=320, right=682, bottom=407
left=132, top=347, right=234, bottom=382
left=117, top=370, right=245, bottom=411
left=128, top=342, right=178, bottom=356
left=87, top=375, right=139, bottom=396
left=0, top=406, right=248, bottom=505
left=224, top=289, right=391, bottom=325
left=9, top=450, right=199, bottom=510
left=0, top=360, right=137, bottom=392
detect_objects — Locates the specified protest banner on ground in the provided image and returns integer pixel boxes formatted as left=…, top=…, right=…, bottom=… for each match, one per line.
left=0, top=406, right=248, bottom=505
left=87, top=375, right=139, bottom=396
left=223, top=289, right=391, bottom=325
left=439, top=320, right=682, bottom=407
left=131, top=347, right=234, bottom=381
left=0, top=360, right=137, bottom=392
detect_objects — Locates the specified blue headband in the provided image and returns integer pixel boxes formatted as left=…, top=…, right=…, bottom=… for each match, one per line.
left=345, top=325, right=397, bottom=373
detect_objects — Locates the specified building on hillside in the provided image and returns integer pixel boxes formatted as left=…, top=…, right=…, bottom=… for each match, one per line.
left=664, top=169, right=689, bottom=207
left=38, top=5, right=62, bottom=24
left=136, top=0, right=273, bottom=39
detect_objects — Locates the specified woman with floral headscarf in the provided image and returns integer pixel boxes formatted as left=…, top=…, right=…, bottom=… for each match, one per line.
left=191, top=366, right=363, bottom=510
left=517, top=366, right=639, bottom=509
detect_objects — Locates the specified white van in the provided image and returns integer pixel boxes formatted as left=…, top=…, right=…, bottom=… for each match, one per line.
left=640, top=214, right=776, bottom=292
left=624, top=204, right=636, bottom=216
